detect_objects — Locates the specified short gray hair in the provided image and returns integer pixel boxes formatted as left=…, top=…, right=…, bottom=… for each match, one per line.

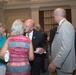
left=54, top=8, right=66, bottom=18
left=11, top=19, right=24, bottom=35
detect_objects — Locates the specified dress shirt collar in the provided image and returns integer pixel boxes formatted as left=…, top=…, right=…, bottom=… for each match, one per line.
left=29, top=30, right=33, bottom=37
left=26, top=30, right=33, bottom=40
left=59, top=18, right=66, bottom=26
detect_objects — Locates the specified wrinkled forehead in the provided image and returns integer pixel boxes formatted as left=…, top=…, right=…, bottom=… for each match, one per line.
left=25, top=20, right=34, bottom=27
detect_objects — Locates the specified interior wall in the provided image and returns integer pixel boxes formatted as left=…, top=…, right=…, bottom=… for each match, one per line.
left=2, top=0, right=76, bottom=33
left=8, top=0, right=30, bottom=3
left=4, top=8, right=31, bottom=33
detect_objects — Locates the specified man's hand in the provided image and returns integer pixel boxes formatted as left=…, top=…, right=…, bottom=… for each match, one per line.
left=48, top=62, right=56, bottom=72
left=36, top=48, right=44, bottom=54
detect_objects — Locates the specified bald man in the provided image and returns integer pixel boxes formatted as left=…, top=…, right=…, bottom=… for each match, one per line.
left=24, top=19, right=47, bottom=75
left=36, top=24, right=41, bottom=31
left=48, top=8, right=76, bottom=75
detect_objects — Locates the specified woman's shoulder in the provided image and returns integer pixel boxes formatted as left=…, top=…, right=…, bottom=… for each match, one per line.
left=2, top=36, right=7, bottom=39
left=22, top=35, right=31, bottom=42
left=8, top=35, right=30, bottom=43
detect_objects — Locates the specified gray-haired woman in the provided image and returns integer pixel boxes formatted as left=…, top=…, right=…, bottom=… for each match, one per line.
left=0, top=19, right=34, bottom=75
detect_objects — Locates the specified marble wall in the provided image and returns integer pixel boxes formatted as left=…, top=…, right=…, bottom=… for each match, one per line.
left=0, top=0, right=76, bottom=32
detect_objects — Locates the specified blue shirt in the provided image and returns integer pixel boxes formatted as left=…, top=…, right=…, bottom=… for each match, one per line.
left=0, top=36, right=7, bottom=66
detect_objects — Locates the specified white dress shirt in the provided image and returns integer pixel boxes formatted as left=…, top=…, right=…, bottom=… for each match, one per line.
left=59, top=18, right=66, bottom=26
left=26, top=31, right=33, bottom=40
left=57, top=18, right=66, bottom=31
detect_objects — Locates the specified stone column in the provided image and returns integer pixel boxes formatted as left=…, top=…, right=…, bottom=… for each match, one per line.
left=0, top=4, right=4, bottom=23
left=31, top=7, right=39, bottom=26
left=71, top=5, right=76, bottom=28
left=0, top=0, right=8, bottom=23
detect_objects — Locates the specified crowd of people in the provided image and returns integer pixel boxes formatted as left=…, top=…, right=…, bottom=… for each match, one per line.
left=0, top=7, right=76, bottom=75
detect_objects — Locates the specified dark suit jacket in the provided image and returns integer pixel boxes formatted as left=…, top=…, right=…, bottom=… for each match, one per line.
left=24, top=29, right=47, bottom=52
left=75, top=32, right=76, bottom=55
left=50, top=27, right=57, bottom=47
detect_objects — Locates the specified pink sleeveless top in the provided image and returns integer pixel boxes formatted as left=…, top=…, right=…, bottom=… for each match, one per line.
left=7, top=35, right=30, bottom=66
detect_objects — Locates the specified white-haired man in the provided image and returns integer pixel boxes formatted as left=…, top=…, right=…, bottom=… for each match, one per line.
left=48, top=8, right=76, bottom=75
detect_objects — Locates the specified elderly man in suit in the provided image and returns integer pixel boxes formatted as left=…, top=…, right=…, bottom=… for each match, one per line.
left=24, top=19, right=47, bottom=75
left=48, top=8, right=76, bottom=75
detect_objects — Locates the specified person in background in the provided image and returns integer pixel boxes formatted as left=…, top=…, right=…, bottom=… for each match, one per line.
left=0, top=23, right=7, bottom=75
left=73, top=30, right=76, bottom=75
left=48, top=8, right=76, bottom=75
left=36, top=24, right=41, bottom=31
left=24, top=19, right=47, bottom=75
left=50, top=26, right=57, bottom=50
left=75, top=30, right=76, bottom=56
left=36, top=24, right=48, bottom=73
left=3, top=29, right=10, bottom=38
left=0, top=19, right=34, bottom=75
left=36, top=24, right=48, bottom=43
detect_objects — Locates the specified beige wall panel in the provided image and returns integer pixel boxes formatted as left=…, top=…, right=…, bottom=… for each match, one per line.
left=4, top=8, right=31, bottom=33
left=9, top=0, right=30, bottom=3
